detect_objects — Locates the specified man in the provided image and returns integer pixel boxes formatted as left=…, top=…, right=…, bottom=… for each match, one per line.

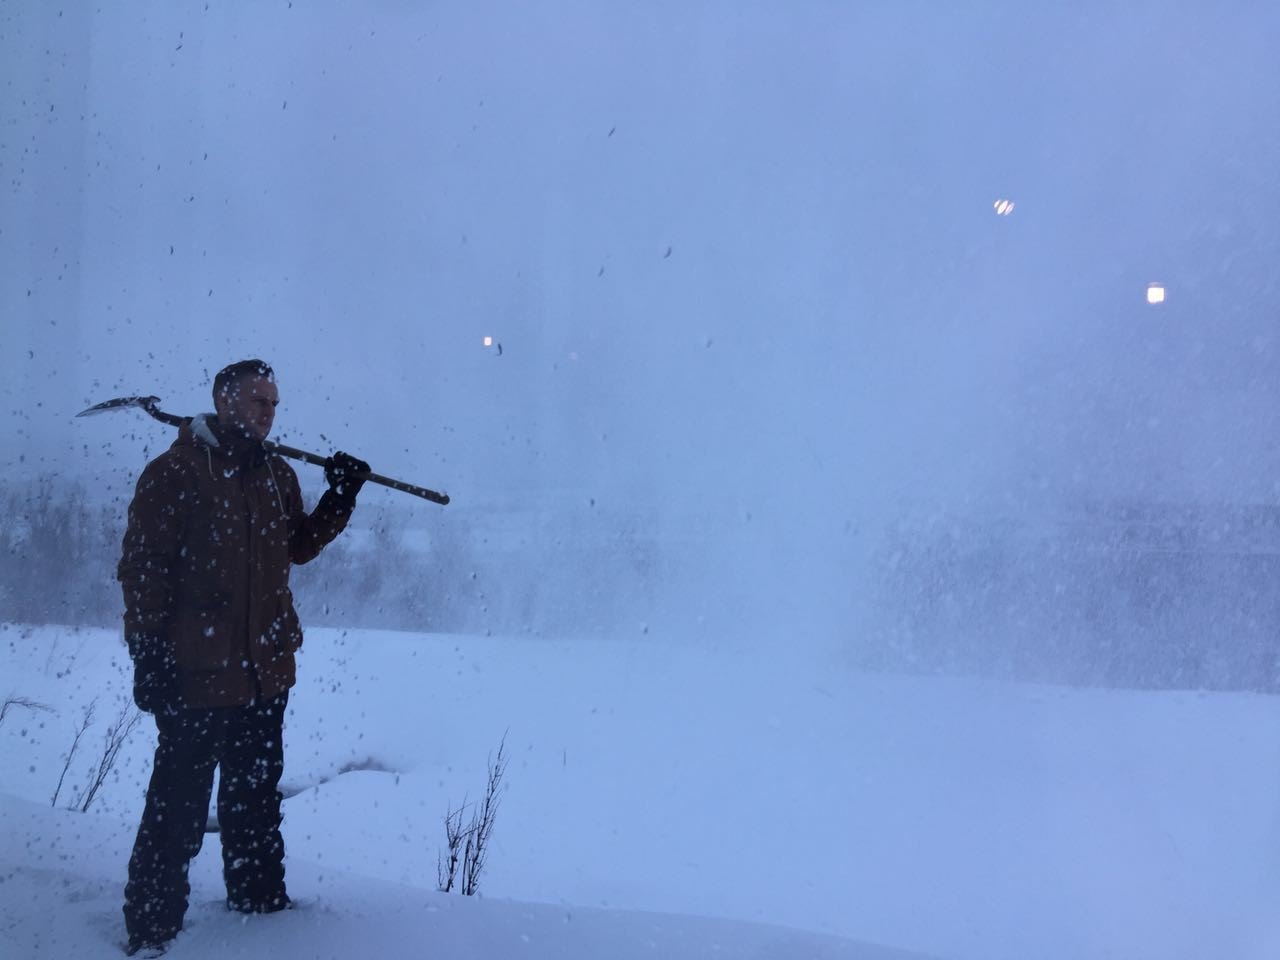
left=118, top=359, right=369, bottom=956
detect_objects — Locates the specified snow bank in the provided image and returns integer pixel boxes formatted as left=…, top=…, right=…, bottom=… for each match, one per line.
left=4, top=622, right=1280, bottom=959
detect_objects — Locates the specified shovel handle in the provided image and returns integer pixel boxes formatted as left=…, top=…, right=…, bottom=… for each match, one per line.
left=268, top=442, right=451, bottom=505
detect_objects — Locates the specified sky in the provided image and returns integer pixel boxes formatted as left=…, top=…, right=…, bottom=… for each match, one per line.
left=3, top=1, right=1279, bottom=654
left=5, top=0, right=1278, bottom=497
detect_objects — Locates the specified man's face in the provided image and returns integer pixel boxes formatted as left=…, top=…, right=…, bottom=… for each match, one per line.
left=215, top=374, right=279, bottom=442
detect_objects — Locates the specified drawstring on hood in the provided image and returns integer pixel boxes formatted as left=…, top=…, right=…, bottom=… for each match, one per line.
left=190, top=413, right=220, bottom=480
left=265, top=459, right=285, bottom=517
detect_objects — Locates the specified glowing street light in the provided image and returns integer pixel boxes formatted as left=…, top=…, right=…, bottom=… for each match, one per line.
left=993, top=198, right=1015, bottom=216
left=1146, top=283, right=1165, bottom=305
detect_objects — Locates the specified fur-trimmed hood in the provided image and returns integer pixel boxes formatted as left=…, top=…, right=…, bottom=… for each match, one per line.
left=187, top=412, right=223, bottom=450
left=174, top=412, right=261, bottom=457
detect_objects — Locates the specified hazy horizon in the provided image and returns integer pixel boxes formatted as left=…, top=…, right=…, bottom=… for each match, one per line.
left=4, top=2, right=1279, bottom=676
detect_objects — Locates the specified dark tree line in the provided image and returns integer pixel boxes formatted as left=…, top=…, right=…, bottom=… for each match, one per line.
left=0, top=474, right=491, bottom=635
left=0, top=476, right=121, bottom=626
left=0, top=475, right=665, bottom=641
left=9, top=475, right=1275, bottom=692
left=864, top=503, right=1280, bottom=692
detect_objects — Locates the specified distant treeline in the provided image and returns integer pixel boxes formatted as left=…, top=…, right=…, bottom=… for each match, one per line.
left=863, top=503, right=1280, bottom=692
left=0, top=475, right=474, bottom=634
left=4, top=475, right=1278, bottom=692
left=0, top=477, right=122, bottom=628
left=0, top=475, right=662, bottom=642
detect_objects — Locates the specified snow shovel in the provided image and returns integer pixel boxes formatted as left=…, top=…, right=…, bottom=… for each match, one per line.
left=76, top=395, right=450, bottom=505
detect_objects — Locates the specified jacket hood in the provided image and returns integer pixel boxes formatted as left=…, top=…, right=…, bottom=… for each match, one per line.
left=173, top=413, right=267, bottom=467
left=179, top=413, right=223, bottom=449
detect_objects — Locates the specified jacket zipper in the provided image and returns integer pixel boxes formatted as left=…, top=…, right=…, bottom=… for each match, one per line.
left=243, top=466, right=262, bottom=700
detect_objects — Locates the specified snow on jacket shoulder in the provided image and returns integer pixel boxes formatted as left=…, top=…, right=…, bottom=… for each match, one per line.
left=118, top=414, right=352, bottom=708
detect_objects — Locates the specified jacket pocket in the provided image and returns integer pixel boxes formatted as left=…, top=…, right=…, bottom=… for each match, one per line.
left=267, top=593, right=303, bottom=655
left=172, top=596, right=234, bottom=671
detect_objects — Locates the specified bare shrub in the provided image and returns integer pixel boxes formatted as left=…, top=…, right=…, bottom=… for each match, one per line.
left=75, top=702, right=142, bottom=812
left=51, top=700, right=95, bottom=808
left=437, top=735, right=509, bottom=896
left=52, top=699, right=142, bottom=812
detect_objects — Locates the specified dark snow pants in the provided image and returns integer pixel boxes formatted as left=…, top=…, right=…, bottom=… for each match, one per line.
left=123, top=693, right=289, bottom=947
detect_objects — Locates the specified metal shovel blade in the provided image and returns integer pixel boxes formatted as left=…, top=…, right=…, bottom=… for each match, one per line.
left=75, top=396, right=162, bottom=418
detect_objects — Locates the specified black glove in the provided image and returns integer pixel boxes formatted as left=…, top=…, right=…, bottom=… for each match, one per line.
left=325, top=451, right=370, bottom=501
left=127, top=634, right=181, bottom=715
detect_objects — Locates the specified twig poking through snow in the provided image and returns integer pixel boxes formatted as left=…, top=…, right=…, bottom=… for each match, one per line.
left=0, top=695, right=53, bottom=727
left=52, top=699, right=95, bottom=808
left=437, top=734, right=509, bottom=896
left=73, top=702, right=142, bottom=813
left=437, top=798, right=468, bottom=893
left=462, top=734, right=507, bottom=896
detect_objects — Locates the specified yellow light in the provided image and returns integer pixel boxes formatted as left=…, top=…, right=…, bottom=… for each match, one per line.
left=482, top=336, right=494, bottom=347
left=993, top=199, right=1015, bottom=216
left=1146, top=283, right=1165, bottom=305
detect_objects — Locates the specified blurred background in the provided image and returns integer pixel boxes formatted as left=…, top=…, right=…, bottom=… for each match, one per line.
left=3, top=0, right=1278, bottom=688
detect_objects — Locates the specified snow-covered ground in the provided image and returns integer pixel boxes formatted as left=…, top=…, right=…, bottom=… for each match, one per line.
left=3, top=621, right=1279, bottom=959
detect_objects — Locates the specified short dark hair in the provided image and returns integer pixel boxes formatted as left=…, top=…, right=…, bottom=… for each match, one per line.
left=213, top=359, right=274, bottom=405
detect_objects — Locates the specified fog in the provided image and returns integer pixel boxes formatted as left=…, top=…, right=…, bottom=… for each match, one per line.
left=3, top=2, right=1279, bottom=679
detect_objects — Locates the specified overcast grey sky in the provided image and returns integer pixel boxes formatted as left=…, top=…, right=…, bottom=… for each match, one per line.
left=4, top=0, right=1278, bottom=526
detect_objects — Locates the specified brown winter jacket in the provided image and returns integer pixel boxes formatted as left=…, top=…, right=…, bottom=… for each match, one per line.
left=118, top=414, right=353, bottom=708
